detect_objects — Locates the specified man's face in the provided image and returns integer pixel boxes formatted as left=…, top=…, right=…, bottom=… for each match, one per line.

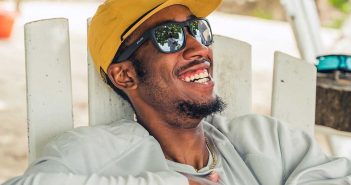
left=130, top=5, right=224, bottom=128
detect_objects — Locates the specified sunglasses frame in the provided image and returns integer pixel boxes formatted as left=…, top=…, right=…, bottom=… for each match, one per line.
left=316, top=54, right=351, bottom=73
left=112, top=18, right=213, bottom=63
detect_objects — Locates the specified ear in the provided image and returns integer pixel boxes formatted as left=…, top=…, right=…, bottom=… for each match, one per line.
left=107, top=62, right=138, bottom=91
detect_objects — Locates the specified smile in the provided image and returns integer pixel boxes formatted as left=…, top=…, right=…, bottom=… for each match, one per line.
left=179, top=68, right=212, bottom=84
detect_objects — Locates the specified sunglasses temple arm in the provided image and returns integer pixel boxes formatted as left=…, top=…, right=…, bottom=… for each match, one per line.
left=115, top=32, right=152, bottom=62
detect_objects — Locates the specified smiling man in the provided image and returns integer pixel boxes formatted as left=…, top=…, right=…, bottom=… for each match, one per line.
left=103, top=3, right=225, bottom=179
left=3, top=0, right=351, bottom=185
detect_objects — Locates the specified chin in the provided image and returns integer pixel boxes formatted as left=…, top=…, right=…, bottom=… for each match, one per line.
left=176, top=95, right=226, bottom=120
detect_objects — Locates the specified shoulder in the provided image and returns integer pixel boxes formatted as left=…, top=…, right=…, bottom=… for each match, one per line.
left=44, top=119, right=150, bottom=153
left=39, top=119, right=157, bottom=173
left=208, top=113, right=280, bottom=138
left=206, top=114, right=300, bottom=156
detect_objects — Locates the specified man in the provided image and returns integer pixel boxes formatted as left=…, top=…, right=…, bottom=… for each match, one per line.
left=3, top=0, right=351, bottom=185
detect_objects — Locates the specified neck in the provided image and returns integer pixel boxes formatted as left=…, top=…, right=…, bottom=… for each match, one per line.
left=155, top=121, right=209, bottom=169
left=135, top=109, right=209, bottom=170
left=156, top=123, right=208, bottom=170
left=130, top=94, right=210, bottom=170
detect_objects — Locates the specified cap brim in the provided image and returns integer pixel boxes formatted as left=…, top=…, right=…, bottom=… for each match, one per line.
left=122, top=0, right=222, bottom=41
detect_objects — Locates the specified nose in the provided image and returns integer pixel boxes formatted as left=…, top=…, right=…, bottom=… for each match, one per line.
left=182, top=31, right=212, bottom=60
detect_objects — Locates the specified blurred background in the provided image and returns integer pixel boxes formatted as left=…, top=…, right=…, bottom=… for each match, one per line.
left=0, top=0, right=350, bottom=183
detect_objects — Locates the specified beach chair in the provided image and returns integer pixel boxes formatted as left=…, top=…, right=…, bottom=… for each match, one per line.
left=24, top=18, right=317, bottom=163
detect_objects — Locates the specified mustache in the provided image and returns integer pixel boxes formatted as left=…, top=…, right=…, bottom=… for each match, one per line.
left=175, top=58, right=212, bottom=76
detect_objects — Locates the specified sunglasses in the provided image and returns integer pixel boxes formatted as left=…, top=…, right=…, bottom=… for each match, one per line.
left=316, top=55, right=351, bottom=73
left=113, top=18, right=213, bottom=63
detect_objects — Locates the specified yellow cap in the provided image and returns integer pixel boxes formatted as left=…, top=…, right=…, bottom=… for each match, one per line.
left=88, top=0, right=222, bottom=77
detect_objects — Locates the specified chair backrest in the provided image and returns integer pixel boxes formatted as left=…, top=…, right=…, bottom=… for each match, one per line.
left=271, top=51, right=317, bottom=134
left=24, top=18, right=316, bottom=163
left=24, top=18, right=74, bottom=162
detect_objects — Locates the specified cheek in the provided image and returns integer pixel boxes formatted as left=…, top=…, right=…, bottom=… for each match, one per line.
left=208, top=48, right=214, bottom=74
left=137, top=43, right=181, bottom=86
left=144, top=59, right=174, bottom=87
left=158, top=64, right=175, bottom=86
left=209, top=48, right=213, bottom=57
left=145, top=56, right=176, bottom=82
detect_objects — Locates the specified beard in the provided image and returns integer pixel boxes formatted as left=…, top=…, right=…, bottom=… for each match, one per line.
left=177, top=96, right=226, bottom=119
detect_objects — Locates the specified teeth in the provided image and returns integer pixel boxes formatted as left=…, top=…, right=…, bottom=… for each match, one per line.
left=195, top=74, right=200, bottom=79
left=198, top=73, right=203, bottom=78
left=193, top=77, right=209, bottom=84
left=180, top=69, right=211, bottom=83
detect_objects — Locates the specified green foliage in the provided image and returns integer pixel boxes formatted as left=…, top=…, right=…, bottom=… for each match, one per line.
left=252, top=9, right=273, bottom=20
left=328, top=0, right=351, bottom=13
left=154, top=24, right=182, bottom=46
left=327, top=15, right=348, bottom=28
left=189, top=21, right=199, bottom=35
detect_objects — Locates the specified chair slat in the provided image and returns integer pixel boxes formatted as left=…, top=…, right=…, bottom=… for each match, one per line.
left=213, top=35, right=252, bottom=120
left=271, top=51, right=316, bottom=135
left=87, top=56, right=134, bottom=126
left=24, top=18, right=73, bottom=163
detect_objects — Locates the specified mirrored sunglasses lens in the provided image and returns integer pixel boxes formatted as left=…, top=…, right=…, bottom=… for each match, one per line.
left=154, top=23, right=184, bottom=52
left=189, top=20, right=212, bottom=46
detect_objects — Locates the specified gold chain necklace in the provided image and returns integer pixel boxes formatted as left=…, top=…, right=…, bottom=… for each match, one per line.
left=205, top=137, right=217, bottom=170
left=195, top=137, right=217, bottom=172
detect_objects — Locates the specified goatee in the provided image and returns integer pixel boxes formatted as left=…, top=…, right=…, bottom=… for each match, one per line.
left=177, top=96, right=226, bottom=119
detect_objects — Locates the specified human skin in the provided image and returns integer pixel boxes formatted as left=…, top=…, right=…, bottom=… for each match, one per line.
left=107, top=5, right=218, bottom=185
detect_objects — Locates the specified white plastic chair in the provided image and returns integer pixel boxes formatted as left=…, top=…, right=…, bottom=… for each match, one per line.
left=24, top=18, right=317, bottom=163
